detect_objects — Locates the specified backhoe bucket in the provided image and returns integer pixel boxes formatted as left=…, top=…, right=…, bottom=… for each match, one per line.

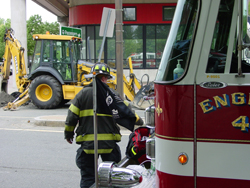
left=2, top=89, right=30, bottom=111
left=0, top=75, right=8, bottom=93
left=131, top=82, right=154, bottom=109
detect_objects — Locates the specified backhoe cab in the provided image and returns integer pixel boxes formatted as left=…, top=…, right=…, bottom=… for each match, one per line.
left=27, top=34, right=83, bottom=109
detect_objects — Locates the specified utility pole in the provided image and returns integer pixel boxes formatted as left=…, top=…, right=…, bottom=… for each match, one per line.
left=115, top=0, right=124, bottom=99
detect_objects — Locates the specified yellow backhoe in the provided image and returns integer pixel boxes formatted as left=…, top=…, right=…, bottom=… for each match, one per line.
left=0, top=28, right=154, bottom=110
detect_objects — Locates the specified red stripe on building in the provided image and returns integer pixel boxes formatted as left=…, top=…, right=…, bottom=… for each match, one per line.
left=69, top=3, right=176, bottom=26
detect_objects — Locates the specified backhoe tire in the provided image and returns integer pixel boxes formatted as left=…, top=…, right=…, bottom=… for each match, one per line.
left=29, top=75, right=63, bottom=109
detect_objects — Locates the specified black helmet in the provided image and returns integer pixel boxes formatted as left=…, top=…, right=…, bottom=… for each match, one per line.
left=91, top=63, right=112, bottom=79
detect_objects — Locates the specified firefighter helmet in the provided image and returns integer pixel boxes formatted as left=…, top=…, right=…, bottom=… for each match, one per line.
left=91, top=63, right=112, bottom=79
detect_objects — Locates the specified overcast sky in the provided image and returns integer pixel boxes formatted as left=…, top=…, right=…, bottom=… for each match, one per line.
left=0, top=0, right=57, bottom=23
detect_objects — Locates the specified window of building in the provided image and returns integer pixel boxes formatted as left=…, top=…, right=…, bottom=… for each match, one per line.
left=123, top=7, right=136, bottom=21
left=86, top=26, right=95, bottom=62
left=124, top=25, right=143, bottom=68
left=146, top=25, right=156, bottom=68
left=80, top=24, right=170, bottom=69
left=146, top=25, right=170, bottom=68
left=80, top=26, right=86, bottom=60
left=107, top=31, right=116, bottom=68
left=95, top=26, right=104, bottom=62
left=163, top=7, right=176, bottom=21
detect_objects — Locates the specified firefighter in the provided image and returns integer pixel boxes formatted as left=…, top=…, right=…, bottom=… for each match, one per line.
left=64, top=63, right=143, bottom=188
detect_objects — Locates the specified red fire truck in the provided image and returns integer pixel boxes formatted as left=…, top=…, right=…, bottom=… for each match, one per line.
left=97, top=0, right=250, bottom=187
left=152, top=0, right=250, bottom=187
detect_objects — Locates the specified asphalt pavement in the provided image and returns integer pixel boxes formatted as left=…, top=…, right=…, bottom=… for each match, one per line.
left=0, top=75, right=149, bottom=188
left=0, top=102, right=145, bottom=188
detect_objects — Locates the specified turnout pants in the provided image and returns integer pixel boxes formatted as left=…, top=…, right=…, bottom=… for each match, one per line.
left=76, top=144, right=121, bottom=188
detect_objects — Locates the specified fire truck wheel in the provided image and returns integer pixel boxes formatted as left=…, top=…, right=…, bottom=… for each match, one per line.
left=29, top=75, right=63, bottom=109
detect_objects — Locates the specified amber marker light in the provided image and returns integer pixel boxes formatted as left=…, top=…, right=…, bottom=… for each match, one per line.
left=178, top=152, right=188, bottom=165
left=93, top=72, right=96, bottom=75
left=46, top=31, right=50, bottom=35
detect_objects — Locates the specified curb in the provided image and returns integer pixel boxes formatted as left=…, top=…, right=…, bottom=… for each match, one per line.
left=34, top=115, right=144, bottom=130
left=34, top=115, right=66, bottom=127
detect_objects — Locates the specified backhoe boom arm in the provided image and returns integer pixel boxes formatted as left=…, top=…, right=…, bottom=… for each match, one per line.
left=0, top=28, right=29, bottom=93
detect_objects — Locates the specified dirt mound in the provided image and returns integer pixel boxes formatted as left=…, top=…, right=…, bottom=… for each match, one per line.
left=0, top=91, right=15, bottom=107
left=0, top=91, right=32, bottom=108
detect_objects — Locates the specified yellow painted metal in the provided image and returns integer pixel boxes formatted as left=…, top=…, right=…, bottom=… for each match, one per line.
left=32, top=34, right=81, bottom=41
left=35, top=84, right=53, bottom=102
left=133, top=77, right=142, bottom=91
left=0, top=28, right=29, bottom=93
left=123, top=84, right=135, bottom=101
left=3, top=88, right=30, bottom=111
left=62, top=85, right=83, bottom=99
left=128, top=57, right=141, bottom=90
left=128, top=57, right=134, bottom=74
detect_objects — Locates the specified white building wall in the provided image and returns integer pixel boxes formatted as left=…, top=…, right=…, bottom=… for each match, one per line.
left=123, top=69, right=157, bottom=84
left=10, top=0, right=28, bottom=91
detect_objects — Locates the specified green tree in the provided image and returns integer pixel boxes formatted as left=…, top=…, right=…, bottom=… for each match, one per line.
left=26, top=15, right=44, bottom=56
left=27, top=15, right=60, bottom=56
left=0, top=18, right=5, bottom=25
left=43, top=21, right=60, bottom=35
left=0, top=18, right=11, bottom=61
left=0, top=15, right=59, bottom=60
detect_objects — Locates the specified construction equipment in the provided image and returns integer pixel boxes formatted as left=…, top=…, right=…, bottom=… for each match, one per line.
left=0, top=28, right=154, bottom=110
left=0, top=29, right=29, bottom=93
